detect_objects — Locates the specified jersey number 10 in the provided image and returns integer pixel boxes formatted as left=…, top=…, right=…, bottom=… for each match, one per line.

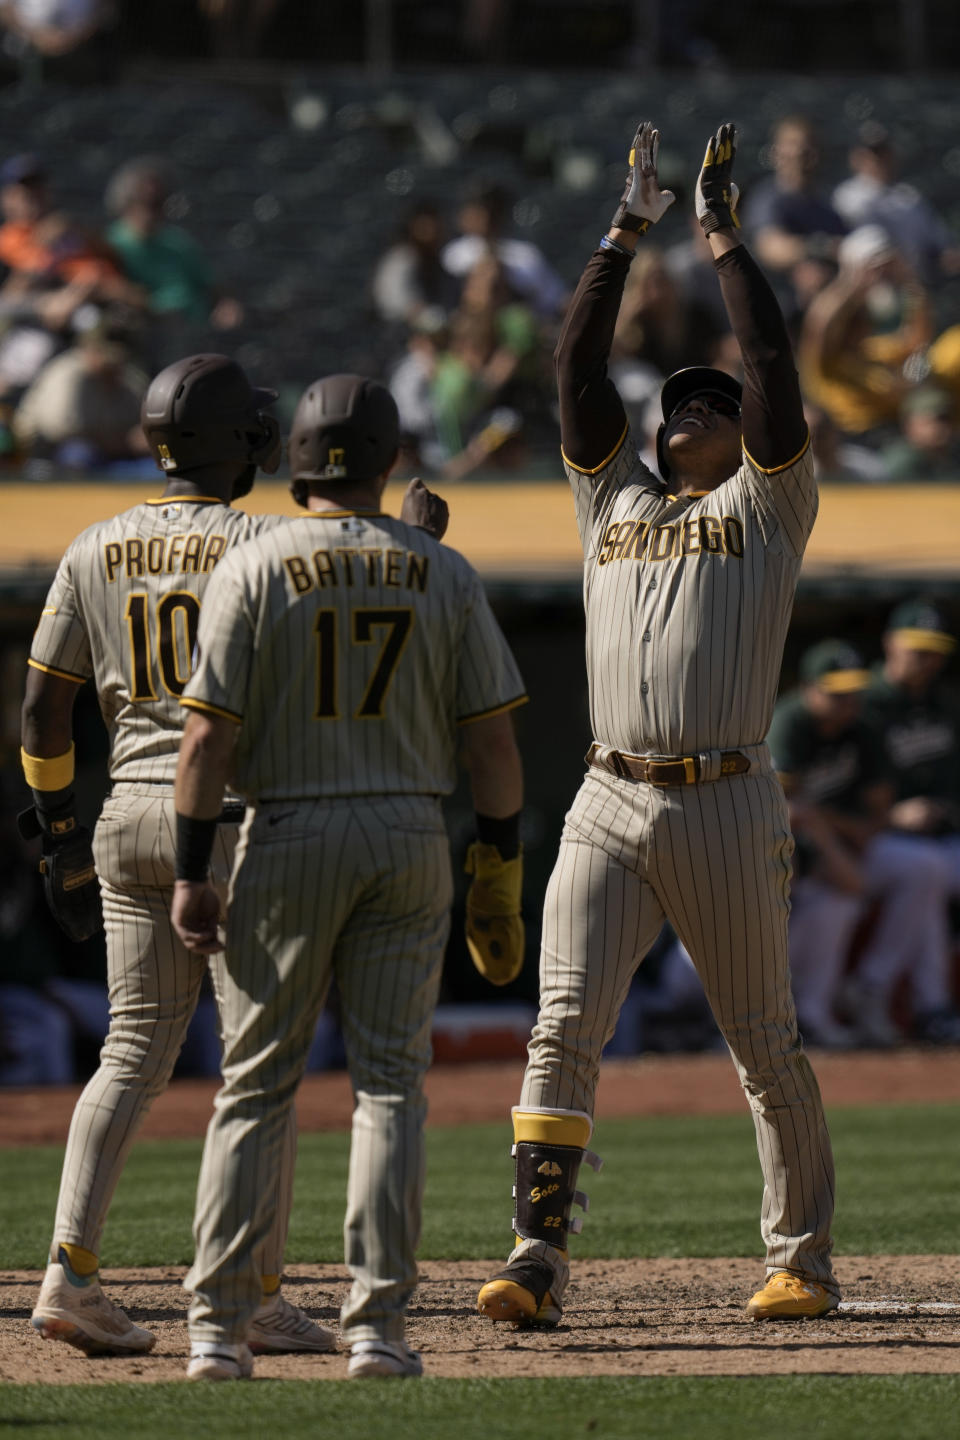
left=125, top=591, right=200, bottom=700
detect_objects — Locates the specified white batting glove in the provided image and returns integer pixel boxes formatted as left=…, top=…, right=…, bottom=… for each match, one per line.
left=610, top=121, right=676, bottom=234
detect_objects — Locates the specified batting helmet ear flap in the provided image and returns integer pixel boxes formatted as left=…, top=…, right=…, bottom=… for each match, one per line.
left=656, top=422, right=670, bottom=480
left=248, top=412, right=281, bottom=475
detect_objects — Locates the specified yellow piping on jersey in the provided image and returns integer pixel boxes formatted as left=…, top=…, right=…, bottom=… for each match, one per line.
left=303, top=508, right=386, bottom=519
left=561, top=420, right=629, bottom=476
left=458, top=694, right=528, bottom=726
left=145, top=496, right=227, bottom=506
left=27, top=658, right=86, bottom=684
left=742, top=430, right=810, bottom=475
left=180, top=696, right=244, bottom=725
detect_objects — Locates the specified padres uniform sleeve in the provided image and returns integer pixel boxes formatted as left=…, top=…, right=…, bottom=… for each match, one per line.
left=555, top=247, right=663, bottom=549
left=714, top=245, right=817, bottom=556
left=455, top=565, right=527, bottom=724
left=29, top=543, right=93, bottom=684
left=181, top=550, right=256, bottom=724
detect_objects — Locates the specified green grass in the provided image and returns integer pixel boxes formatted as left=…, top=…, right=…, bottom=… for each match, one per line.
left=2, top=1104, right=955, bottom=1270
left=1, top=1377, right=958, bottom=1440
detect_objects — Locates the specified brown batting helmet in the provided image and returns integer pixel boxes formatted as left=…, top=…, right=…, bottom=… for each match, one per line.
left=655, top=366, right=743, bottom=480
left=288, top=373, right=399, bottom=507
left=141, top=354, right=281, bottom=492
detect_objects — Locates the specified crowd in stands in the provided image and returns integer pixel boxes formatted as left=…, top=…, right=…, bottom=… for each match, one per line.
left=0, top=103, right=959, bottom=482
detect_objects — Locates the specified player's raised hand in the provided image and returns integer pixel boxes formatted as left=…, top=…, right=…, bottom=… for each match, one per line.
left=610, top=121, right=676, bottom=234
left=696, top=122, right=741, bottom=234
left=171, top=879, right=224, bottom=954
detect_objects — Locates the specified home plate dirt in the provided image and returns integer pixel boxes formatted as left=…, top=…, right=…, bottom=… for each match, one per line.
left=2, top=1255, right=959, bottom=1381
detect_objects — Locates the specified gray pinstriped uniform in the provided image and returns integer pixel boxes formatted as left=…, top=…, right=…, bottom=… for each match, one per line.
left=28, top=498, right=295, bottom=1274
left=518, top=426, right=838, bottom=1289
left=180, top=508, right=525, bottom=1347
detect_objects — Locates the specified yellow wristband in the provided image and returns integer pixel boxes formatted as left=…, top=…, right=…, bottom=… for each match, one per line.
left=21, top=744, right=75, bottom=791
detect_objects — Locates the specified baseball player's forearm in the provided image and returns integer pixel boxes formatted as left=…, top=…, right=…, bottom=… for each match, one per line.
left=21, top=667, right=77, bottom=759
left=462, top=711, right=523, bottom=818
left=174, top=712, right=237, bottom=820
left=554, top=249, right=631, bottom=471
left=713, top=244, right=807, bottom=471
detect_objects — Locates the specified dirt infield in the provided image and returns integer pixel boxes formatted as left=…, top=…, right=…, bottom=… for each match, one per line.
left=4, top=1050, right=959, bottom=1382
left=3, top=1257, right=959, bottom=1382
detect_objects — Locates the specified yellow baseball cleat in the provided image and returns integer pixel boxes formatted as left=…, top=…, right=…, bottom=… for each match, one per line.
left=746, top=1271, right=840, bottom=1321
left=477, top=1259, right=561, bottom=1327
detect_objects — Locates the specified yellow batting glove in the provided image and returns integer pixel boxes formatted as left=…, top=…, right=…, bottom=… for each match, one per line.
left=464, top=841, right=525, bottom=986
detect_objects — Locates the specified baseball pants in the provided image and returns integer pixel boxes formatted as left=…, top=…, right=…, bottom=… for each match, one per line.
left=520, top=763, right=837, bottom=1289
left=52, top=786, right=294, bottom=1274
left=187, top=794, right=453, bottom=1347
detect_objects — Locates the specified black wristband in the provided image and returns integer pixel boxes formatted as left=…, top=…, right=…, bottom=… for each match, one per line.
left=32, top=785, right=78, bottom=837
left=174, top=813, right=218, bottom=881
left=475, top=810, right=521, bottom=860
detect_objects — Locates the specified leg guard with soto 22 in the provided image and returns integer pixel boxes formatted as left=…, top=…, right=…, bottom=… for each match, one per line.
left=477, top=1107, right=602, bottom=1326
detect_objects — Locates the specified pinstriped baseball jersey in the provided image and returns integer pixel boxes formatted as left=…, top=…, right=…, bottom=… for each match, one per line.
left=28, top=498, right=272, bottom=784
left=569, top=426, right=817, bottom=755
left=181, top=508, right=526, bottom=800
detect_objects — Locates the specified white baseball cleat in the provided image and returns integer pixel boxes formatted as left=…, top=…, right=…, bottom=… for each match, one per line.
left=31, top=1258, right=156, bottom=1356
left=247, top=1293, right=337, bottom=1353
left=187, top=1342, right=254, bottom=1380
left=347, top=1339, right=423, bottom=1378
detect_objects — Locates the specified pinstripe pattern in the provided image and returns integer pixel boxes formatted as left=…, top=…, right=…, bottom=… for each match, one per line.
left=183, top=520, right=523, bottom=1347
left=29, top=500, right=296, bottom=1275
left=518, top=427, right=837, bottom=1291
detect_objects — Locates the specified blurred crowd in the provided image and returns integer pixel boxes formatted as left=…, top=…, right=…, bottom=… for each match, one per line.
left=1, top=110, right=960, bottom=481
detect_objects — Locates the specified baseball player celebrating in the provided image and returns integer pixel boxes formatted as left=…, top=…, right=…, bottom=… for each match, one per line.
left=169, top=374, right=526, bottom=1380
left=23, top=355, right=335, bottom=1357
left=477, top=121, right=840, bottom=1328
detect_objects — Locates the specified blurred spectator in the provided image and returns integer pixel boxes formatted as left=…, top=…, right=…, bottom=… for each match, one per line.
left=804, top=402, right=889, bottom=484
left=441, top=179, right=568, bottom=318
left=13, top=319, right=150, bottom=473
left=371, top=199, right=458, bottom=328
left=0, top=153, right=135, bottom=294
left=769, top=639, right=948, bottom=1048
left=664, top=209, right=733, bottom=330
left=798, top=225, right=933, bottom=437
left=388, top=304, right=450, bottom=473
left=745, top=115, right=847, bottom=277
left=832, top=122, right=960, bottom=286
left=104, top=156, right=243, bottom=330
left=430, top=253, right=541, bottom=475
left=611, top=246, right=726, bottom=378
left=860, top=600, right=960, bottom=1045
left=0, top=0, right=114, bottom=86
left=882, top=383, right=960, bottom=482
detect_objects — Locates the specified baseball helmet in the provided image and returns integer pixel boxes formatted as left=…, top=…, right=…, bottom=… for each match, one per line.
left=141, top=354, right=282, bottom=492
left=655, top=366, right=743, bottom=480
left=288, top=373, right=399, bottom=507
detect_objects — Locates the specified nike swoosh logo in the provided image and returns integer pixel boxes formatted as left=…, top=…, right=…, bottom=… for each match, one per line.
left=267, top=810, right=297, bottom=827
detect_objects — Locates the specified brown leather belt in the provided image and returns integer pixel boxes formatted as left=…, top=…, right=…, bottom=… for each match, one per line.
left=586, top=742, right=751, bottom=786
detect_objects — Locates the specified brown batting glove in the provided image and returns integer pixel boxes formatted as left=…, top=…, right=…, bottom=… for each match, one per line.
left=610, top=120, right=676, bottom=234
left=399, top=476, right=449, bottom=540
left=464, top=841, right=525, bottom=986
left=695, top=122, right=741, bottom=234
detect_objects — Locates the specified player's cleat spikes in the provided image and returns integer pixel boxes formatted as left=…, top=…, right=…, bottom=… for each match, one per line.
left=187, top=1342, right=254, bottom=1380
left=247, top=1293, right=336, bottom=1353
left=477, top=1257, right=561, bottom=1327
left=347, top=1339, right=423, bottom=1378
left=31, top=1258, right=157, bottom=1356
left=745, top=1271, right=840, bottom=1320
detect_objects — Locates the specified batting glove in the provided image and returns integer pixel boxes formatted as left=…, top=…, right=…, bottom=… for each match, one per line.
left=696, top=122, right=741, bottom=234
left=464, top=841, right=525, bottom=986
left=610, top=121, right=676, bottom=234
